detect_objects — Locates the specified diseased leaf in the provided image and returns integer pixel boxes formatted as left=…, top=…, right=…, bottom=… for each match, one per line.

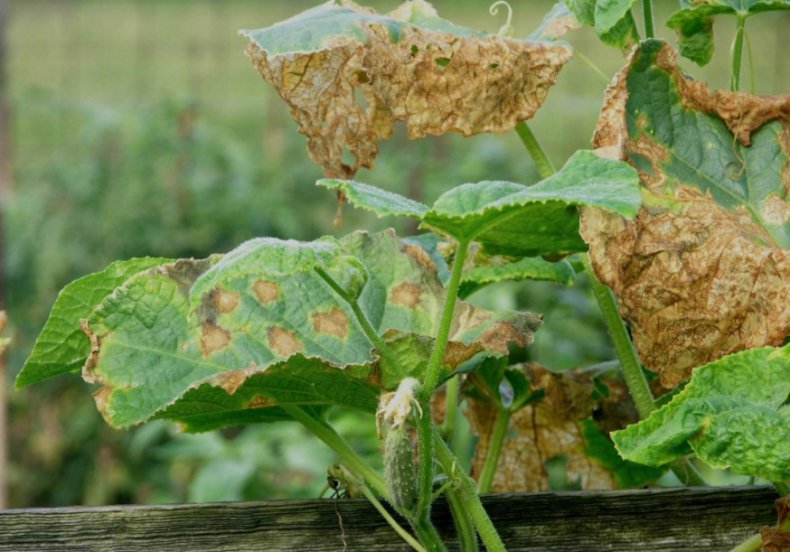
left=667, top=0, right=790, bottom=66
left=467, top=363, right=655, bottom=491
left=78, top=230, right=540, bottom=429
left=459, top=255, right=575, bottom=299
left=321, top=149, right=640, bottom=258
left=581, top=40, right=790, bottom=387
left=15, top=257, right=171, bottom=388
left=612, top=346, right=790, bottom=482
left=563, top=0, right=639, bottom=48
left=528, top=2, right=581, bottom=41
left=242, top=0, right=572, bottom=177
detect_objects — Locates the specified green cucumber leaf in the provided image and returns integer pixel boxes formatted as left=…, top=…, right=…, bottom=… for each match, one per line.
left=563, top=0, right=639, bottom=48
left=16, top=257, right=171, bottom=388
left=579, top=419, right=664, bottom=488
left=242, top=0, right=571, bottom=177
left=459, top=256, right=575, bottom=299
left=611, top=345, right=790, bottom=482
left=666, top=0, right=790, bottom=66
left=320, top=150, right=640, bottom=257
left=75, top=230, right=539, bottom=429
left=582, top=39, right=790, bottom=387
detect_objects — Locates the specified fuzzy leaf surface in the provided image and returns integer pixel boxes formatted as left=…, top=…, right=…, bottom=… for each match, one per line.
left=76, top=230, right=539, bottom=429
left=666, top=0, right=790, bottom=66
left=612, top=346, right=790, bottom=482
left=583, top=40, right=790, bottom=386
left=321, top=150, right=640, bottom=257
left=16, top=257, right=170, bottom=387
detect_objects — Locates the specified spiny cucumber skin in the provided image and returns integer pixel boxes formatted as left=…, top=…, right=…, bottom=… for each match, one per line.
left=384, top=427, right=418, bottom=512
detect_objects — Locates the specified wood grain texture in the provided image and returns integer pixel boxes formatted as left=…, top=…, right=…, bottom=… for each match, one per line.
left=0, top=486, right=779, bottom=551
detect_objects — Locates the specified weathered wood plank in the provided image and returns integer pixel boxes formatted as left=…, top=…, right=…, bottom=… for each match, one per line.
left=0, top=486, right=779, bottom=551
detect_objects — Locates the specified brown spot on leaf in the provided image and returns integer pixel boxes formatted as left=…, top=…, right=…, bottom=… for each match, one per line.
left=253, top=280, right=279, bottom=304
left=402, top=243, right=436, bottom=271
left=200, top=323, right=231, bottom=356
left=478, top=320, right=530, bottom=354
left=80, top=319, right=102, bottom=384
left=267, top=326, right=303, bottom=357
left=311, top=307, right=350, bottom=338
left=92, top=385, right=113, bottom=424
left=244, top=0, right=571, bottom=177
left=247, top=394, right=271, bottom=408
left=763, top=193, right=790, bottom=226
left=210, top=370, right=248, bottom=395
left=390, top=282, right=421, bottom=308
left=212, top=288, right=240, bottom=314
left=160, top=257, right=216, bottom=297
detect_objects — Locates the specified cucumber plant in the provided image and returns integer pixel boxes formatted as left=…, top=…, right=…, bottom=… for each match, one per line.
left=16, top=1, right=789, bottom=550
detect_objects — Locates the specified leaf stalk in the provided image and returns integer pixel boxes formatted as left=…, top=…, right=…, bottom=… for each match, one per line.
left=434, top=429, right=505, bottom=552
left=580, top=255, right=655, bottom=419
left=416, top=238, right=470, bottom=531
left=476, top=406, right=510, bottom=493
left=281, top=405, right=388, bottom=497
left=641, top=0, right=655, bottom=39
left=514, top=121, right=555, bottom=179
left=730, top=14, right=747, bottom=92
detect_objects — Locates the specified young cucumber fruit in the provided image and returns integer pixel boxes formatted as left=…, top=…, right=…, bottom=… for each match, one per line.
left=384, top=425, right=418, bottom=511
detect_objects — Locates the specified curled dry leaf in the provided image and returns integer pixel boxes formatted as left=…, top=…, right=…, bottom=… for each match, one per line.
left=467, top=364, right=641, bottom=492
left=581, top=40, right=790, bottom=387
left=242, top=0, right=572, bottom=177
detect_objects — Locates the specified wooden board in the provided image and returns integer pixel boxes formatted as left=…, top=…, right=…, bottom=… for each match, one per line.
left=0, top=486, right=780, bottom=551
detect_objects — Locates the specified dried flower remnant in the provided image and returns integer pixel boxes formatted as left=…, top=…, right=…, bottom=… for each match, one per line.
left=241, top=0, right=572, bottom=177
left=580, top=40, right=790, bottom=387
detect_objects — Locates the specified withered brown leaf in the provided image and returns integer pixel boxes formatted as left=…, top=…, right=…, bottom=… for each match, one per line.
left=242, top=0, right=572, bottom=177
left=467, top=364, right=639, bottom=492
left=580, top=40, right=790, bottom=388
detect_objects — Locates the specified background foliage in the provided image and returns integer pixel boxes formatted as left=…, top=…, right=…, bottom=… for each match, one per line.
left=5, top=0, right=789, bottom=507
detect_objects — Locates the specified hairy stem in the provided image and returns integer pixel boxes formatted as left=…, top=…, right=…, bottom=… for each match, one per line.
left=422, top=239, right=471, bottom=395
left=513, top=125, right=705, bottom=486
left=434, top=430, right=505, bottom=552
left=412, top=517, right=448, bottom=552
left=581, top=255, right=655, bottom=419
left=511, top=128, right=655, bottom=412
left=416, top=408, right=436, bottom=521
left=446, top=485, right=480, bottom=551
left=642, top=0, right=654, bottom=39
left=416, top=238, right=470, bottom=528
left=477, top=407, right=510, bottom=493
left=281, top=405, right=387, bottom=498
left=730, top=15, right=747, bottom=92
left=353, top=473, right=428, bottom=552
left=440, top=376, right=460, bottom=439
left=514, top=121, right=555, bottom=179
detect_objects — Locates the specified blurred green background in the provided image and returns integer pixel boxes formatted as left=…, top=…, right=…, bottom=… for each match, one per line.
left=3, top=0, right=788, bottom=507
